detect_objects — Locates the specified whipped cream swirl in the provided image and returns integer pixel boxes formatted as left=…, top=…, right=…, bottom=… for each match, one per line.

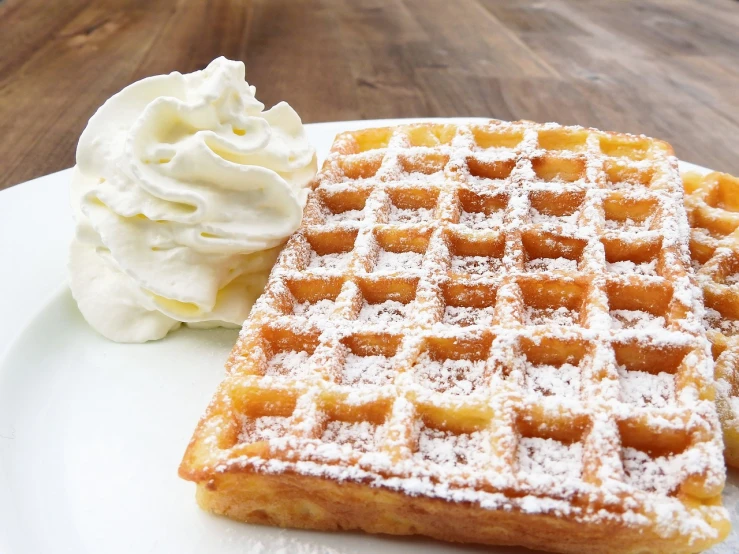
left=69, top=57, right=316, bottom=342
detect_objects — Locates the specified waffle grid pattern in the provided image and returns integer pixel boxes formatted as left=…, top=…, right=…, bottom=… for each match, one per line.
left=181, top=122, right=729, bottom=551
left=684, top=170, right=739, bottom=467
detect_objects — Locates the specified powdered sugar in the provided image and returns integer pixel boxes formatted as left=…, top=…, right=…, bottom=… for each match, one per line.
left=413, top=352, right=487, bottom=395
left=607, top=259, right=658, bottom=276
left=604, top=216, right=653, bottom=231
left=325, top=208, right=365, bottom=223
left=321, top=420, right=380, bottom=453
left=606, top=177, right=651, bottom=191
left=293, top=298, right=335, bottom=318
left=611, top=309, right=666, bottom=330
left=359, top=300, right=409, bottom=323
left=443, top=305, right=495, bottom=326
left=239, top=415, right=291, bottom=444
left=415, top=424, right=492, bottom=467
left=308, top=251, right=352, bottom=270
left=525, top=362, right=581, bottom=399
left=705, top=308, right=739, bottom=336
left=451, top=255, right=503, bottom=276
left=526, top=306, right=579, bottom=326
left=618, top=365, right=676, bottom=408
left=518, top=437, right=583, bottom=480
left=393, top=158, right=448, bottom=186
left=525, top=256, right=578, bottom=272
left=389, top=205, right=433, bottom=224
left=530, top=208, right=580, bottom=227
left=622, top=448, right=683, bottom=495
left=375, top=250, right=423, bottom=272
left=459, top=209, right=504, bottom=230
left=265, top=350, right=313, bottom=378
left=341, top=353, right=395, bottom=386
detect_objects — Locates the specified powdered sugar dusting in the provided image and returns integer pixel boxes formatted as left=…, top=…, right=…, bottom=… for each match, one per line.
left=525, top=362, right=581, bottom=399
left=705, top=308, right=739, bottom=336
left=321, top=420, right=380, bottom=453
left=607, top=177, right=651, bottom=191
left=459, top=209, right=504, bottom=230
left=359, top=300, right=409, bottom=323
left=607, top=259, right=658, bottom=276
left=605, top=216, right=654, bottom=231
left=618, top=365, right=676, bottom=408
left=525, top=257, right=577, bottom=272
left=389, top=206, right=433, bottom=223
left=266, top=350, right=313, bottom=378
left=308, top=251, right=352, bottom=270
left=375, top=250, right=423, bottom=272
left=415, top=424, right=492, bottom=467
left=239, top=415, right=291, bottom=444
left=530, top=208, right=580, bottom=228
left=526, top=306, right=578, bottom=326
left=451, top=255, right=503, bottom=276
left=518, top=437, right=583, bottom=480
left=341, top=353, right=395, bottom=386
left=326, top=208, right=365, bottom=223
left=611, top=309, right=666, bottom=330
left=623, top=448, right=683, bottom=495
left=293, top=299, right=335, bottom=318
left=412, top=353, right=487, bottom=395
left=443, top=305, right=495, bottom=326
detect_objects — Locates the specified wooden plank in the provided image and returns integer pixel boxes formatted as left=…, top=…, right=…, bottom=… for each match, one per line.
left=238, top=0, right=361, bottom=122
left=0, top=1, right=176, bottom=187
left=0, top=0, right=738, bottom=189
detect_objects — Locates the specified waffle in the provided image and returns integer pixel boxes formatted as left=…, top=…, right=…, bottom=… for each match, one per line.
left=684, top=170, right=739, bottom=468
left=180, top=121, right=730, bottom=553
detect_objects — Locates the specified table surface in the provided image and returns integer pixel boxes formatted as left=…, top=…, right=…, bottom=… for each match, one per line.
left=1, top=0, right=738, bottom=190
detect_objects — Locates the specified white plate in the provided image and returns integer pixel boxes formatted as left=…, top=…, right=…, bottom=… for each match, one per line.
left=0, top=118, right=737, bottom=554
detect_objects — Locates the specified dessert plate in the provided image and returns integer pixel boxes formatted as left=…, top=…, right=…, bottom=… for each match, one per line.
left=0, top=118, right=737, bottom=554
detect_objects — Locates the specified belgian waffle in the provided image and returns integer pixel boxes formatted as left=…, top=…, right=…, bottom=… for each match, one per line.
left=180, top=122, right=729, bottom=553
left=684, top=170, right=739, bottom=468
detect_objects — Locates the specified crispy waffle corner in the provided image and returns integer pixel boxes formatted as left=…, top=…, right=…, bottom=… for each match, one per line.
left=180, top=121, right=730, bottom=553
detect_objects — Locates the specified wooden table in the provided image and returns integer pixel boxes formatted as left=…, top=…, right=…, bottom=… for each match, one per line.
left=1, top=0, right=738, bottom=190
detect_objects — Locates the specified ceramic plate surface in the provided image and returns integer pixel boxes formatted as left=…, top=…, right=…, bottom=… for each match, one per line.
left=1, top=118, right=737, bottom=553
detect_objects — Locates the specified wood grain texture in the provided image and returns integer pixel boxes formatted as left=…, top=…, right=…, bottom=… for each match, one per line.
left=1, top=0, right=738, bottom=189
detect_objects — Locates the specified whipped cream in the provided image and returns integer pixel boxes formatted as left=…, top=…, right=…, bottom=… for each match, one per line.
left=69, top=57, right=316, bottom=342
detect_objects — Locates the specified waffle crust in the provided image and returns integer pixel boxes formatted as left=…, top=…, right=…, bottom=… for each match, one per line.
left=180, top=122, right=730, bottom=553
left=194, top=472, right=720, bottom=554
left=684, top=170, right=739, bottom=467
